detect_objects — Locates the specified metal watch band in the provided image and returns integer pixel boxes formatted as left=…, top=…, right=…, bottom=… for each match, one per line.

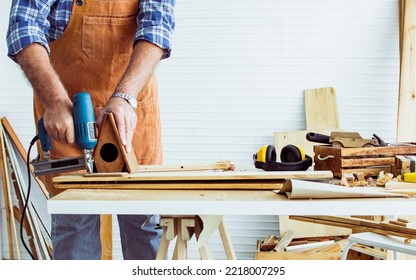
left=111, top=92, right=137, bottom=109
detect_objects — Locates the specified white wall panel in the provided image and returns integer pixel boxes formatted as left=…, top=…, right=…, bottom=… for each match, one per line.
left=1, top=0, right=400, bottom=260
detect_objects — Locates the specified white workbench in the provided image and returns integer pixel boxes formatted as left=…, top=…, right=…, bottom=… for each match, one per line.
left=48, top=188, right=416, bottom=216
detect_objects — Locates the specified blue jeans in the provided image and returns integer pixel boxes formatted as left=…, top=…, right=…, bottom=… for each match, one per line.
left=51, top=214, right=162, bottom=260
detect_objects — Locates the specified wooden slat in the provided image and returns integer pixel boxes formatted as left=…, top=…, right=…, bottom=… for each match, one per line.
left=341, top=157, right=395, bottom=168
left=397, top=0, right=416, bottom=141
left=316, top=145, right=416, bottom=158
left=53, top=180, right=285, bottom=190
left=100, top=215, right=112, bottom=260
left=54, top=170, right=333, bottom=183
left=289, top=216, right=416, bottom=239
left=0, top=126, right=15, bottom=259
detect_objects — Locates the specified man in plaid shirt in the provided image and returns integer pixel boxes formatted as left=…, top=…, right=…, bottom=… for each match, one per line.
left=7, top=0, right=175, bottom=260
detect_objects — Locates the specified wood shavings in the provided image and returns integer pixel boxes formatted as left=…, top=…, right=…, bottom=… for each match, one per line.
left=376, top=171, right=394, bottom=186
left=331, top=176, right=372, bottom=187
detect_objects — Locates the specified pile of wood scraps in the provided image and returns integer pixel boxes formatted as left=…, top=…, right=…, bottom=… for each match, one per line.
left=0, top=117, right=51, bottom=260
left=256, top=229, right=347, bottom=260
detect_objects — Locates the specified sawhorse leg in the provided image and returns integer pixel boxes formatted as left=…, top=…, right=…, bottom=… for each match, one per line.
left=156, top=215, right=236, bottom=260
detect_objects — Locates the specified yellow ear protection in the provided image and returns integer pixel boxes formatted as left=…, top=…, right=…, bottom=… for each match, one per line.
left=253, top=144, right=312, bottom=171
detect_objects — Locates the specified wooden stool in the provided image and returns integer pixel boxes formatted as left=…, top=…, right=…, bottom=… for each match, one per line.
left=341, top=232, right=416, bottom=260
left=156, top=215, right=236, bottom=260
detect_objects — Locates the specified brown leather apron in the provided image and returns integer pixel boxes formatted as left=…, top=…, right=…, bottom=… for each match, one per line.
left=34, top=0, right=163, bottom=196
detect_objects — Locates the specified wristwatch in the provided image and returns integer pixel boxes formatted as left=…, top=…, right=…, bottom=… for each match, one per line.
left=111, top=92, right=137, bottom=110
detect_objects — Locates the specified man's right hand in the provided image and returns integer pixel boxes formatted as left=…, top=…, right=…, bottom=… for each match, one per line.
left=42, top=97, right=75, bottom=145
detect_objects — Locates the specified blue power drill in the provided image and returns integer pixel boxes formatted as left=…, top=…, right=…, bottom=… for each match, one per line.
left=33, top=92, right=97, bottom=175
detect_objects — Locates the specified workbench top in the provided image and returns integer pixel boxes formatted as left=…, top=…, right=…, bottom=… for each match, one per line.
left=48, top=188, right=416, bottom=216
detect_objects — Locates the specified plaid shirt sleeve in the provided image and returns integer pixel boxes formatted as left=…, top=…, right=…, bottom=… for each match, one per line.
left=137, top=0, right=175, bottom=59
left=6, top=0, right=53, bottom=60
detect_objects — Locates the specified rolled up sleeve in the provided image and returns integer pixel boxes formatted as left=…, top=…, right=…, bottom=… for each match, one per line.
left=6, top=0, right=52, bottom=61
left=136, top=0, right=175, bottom=59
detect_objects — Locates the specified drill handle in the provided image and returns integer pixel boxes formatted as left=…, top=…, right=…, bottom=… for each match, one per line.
left=38, top=118, right=53, bottom=153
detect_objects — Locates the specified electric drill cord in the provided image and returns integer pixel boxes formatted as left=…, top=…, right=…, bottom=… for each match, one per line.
left=21, top=135, right=39, bottom=260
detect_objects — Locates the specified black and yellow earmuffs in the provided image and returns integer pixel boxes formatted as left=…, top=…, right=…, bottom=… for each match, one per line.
left=253, top=144, right=312, bottom=171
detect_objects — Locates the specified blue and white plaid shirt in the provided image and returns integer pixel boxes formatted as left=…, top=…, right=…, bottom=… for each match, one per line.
left=6, top=0, right=175, bottom=60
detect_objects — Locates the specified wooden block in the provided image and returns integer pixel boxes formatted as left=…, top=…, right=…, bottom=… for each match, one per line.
left=353, top=172, right=365, bottom=182
left=274, top=230, right=295, bottom=252
left=304, top=87, right=340, bottom=132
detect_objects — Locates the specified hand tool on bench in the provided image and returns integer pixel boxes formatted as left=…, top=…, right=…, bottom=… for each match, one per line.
left=306, top=131, right=379, bottom=148
left=31, top=92, right=97, bottom=176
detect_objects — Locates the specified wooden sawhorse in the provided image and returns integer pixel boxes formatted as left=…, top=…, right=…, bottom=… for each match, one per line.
left=156, top=215, right=236, bottom=260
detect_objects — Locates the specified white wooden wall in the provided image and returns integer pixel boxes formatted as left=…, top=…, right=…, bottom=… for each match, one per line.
left=0, top=0, right=400, bottom=260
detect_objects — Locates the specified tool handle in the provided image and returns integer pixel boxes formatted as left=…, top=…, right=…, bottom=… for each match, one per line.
left=37, top=118, right=52, bottom=152
left=306, top=132, right=331, bottom=144
left=73, top=92, right=97, bottom=150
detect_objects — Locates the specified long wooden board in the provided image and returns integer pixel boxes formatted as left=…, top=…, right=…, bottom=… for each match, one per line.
left=397, top=0, right=416, bottom=142
left=53, top=170, right=332, bottom=190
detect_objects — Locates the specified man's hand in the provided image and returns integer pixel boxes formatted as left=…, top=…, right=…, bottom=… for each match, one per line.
left=16, top=43, right=75, bottom=144
left=43, top=97, right=74, bottom=144
left=97, top=97, right=137, bottom=153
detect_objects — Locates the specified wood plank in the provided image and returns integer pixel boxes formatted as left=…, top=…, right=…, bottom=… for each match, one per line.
left=0, top=126, right=20, bottom=259
left=53, top=180, right=285, bottom=190
left=85, top=162, right=235, bottom=175
left=304, top=87, right=340, bottom=131
left=341, top=157, right=395, bottom=168
left=279, top=216, right=351, bottom=239
left=0, top=127, right=15, bottom=260
left=397, top=0, right=416, bottom=141
left=316, top=145, right=416, bottom=158
left=289, top=216, right=416, bottom=238
left=54, top=170, right=333, bottom=190
left=100, top=215, right=112, bottom=260
left=54, top=170, right=333, bottom=183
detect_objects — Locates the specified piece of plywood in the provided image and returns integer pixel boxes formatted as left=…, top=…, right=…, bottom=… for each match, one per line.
left=274, top=130, right=333, bottom=161
left=279, top=216, right=351, bottom=239
left=304, top=87, right=340, bottom=131
left=397, top=0, right=416, bottom=142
